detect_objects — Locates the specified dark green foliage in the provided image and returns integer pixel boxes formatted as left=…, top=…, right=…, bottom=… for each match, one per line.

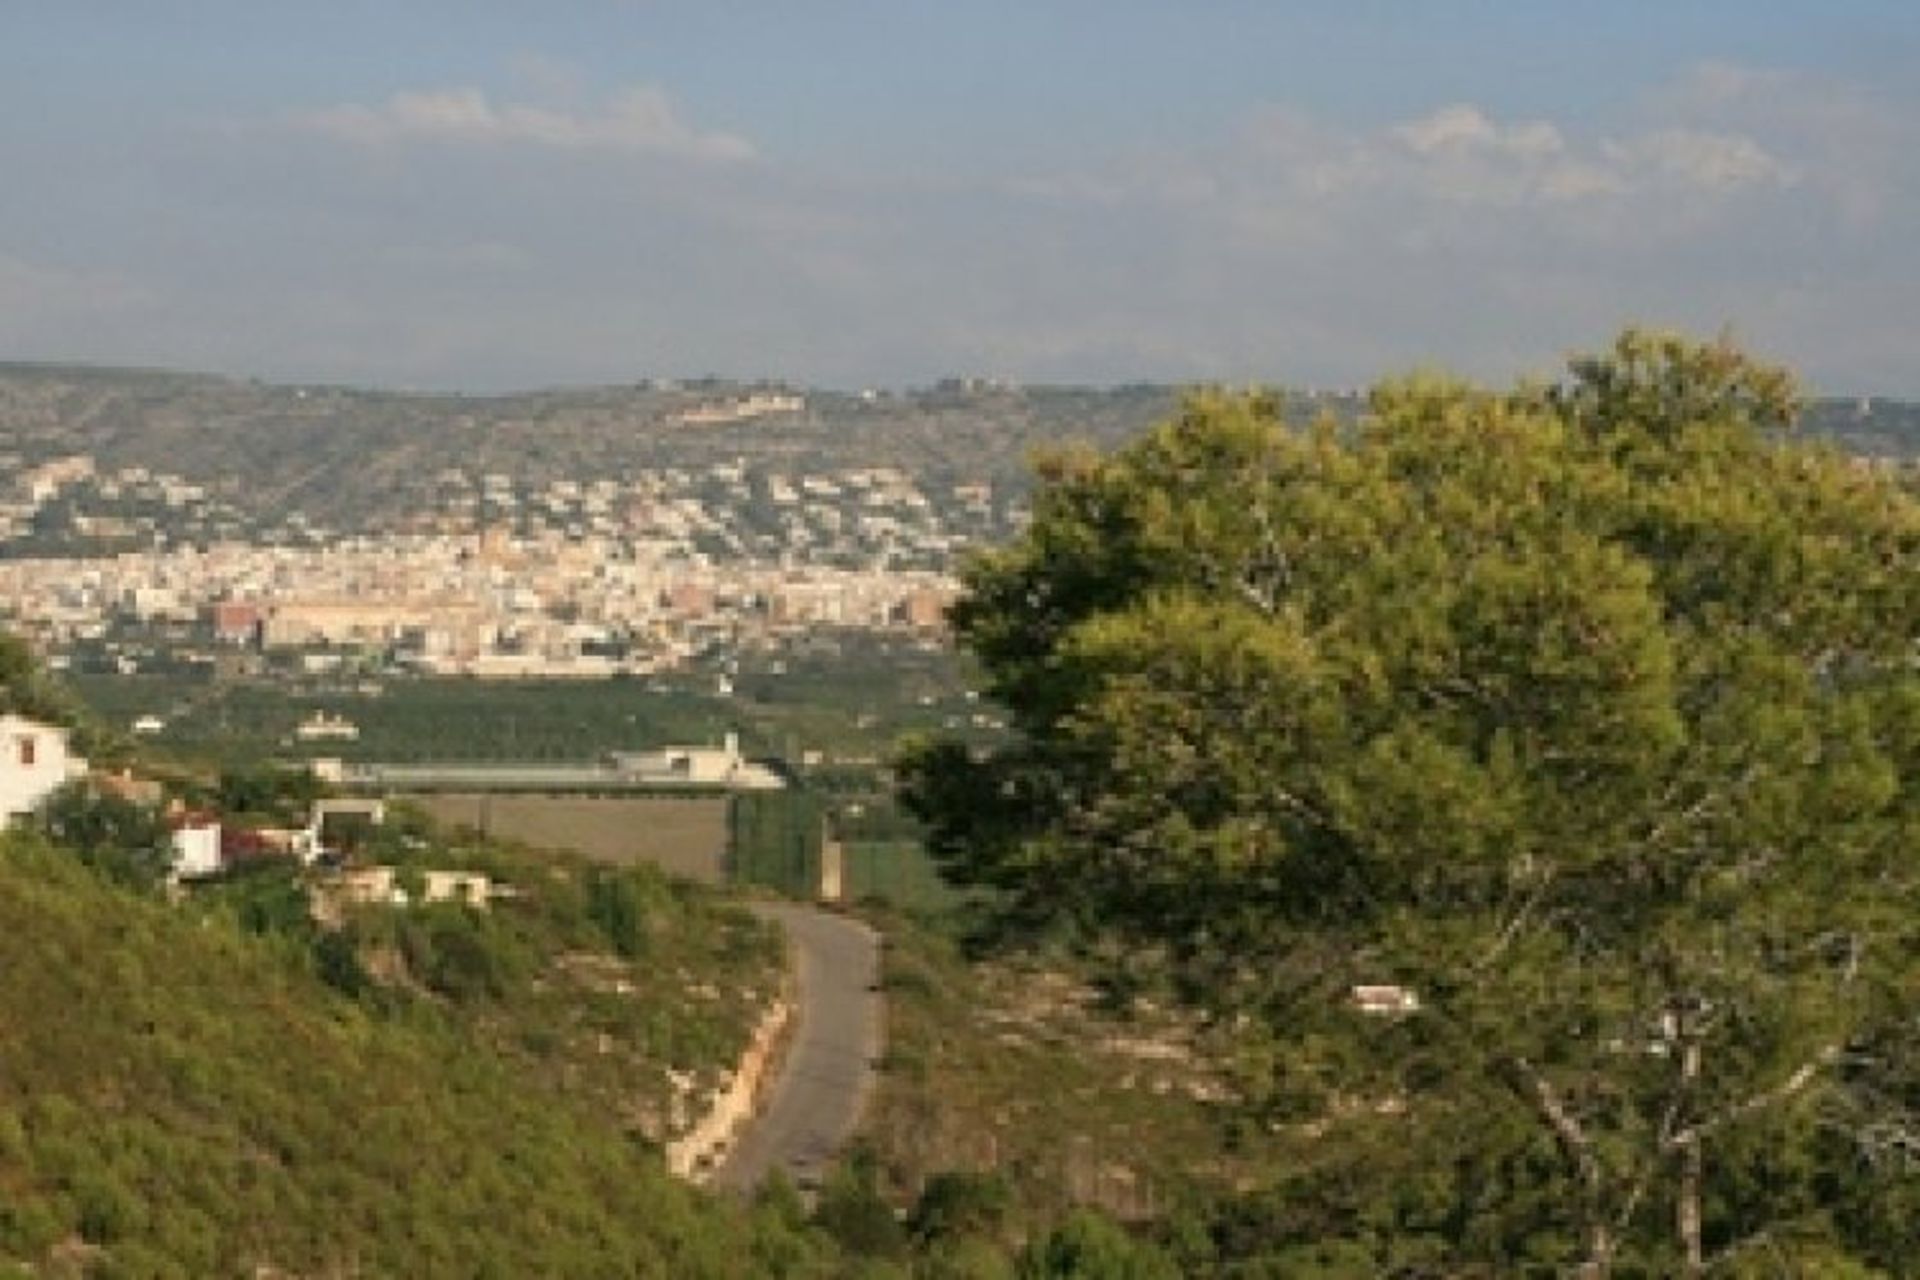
left=67, top=671, right=741, bottom=768
left=1015, top=1211, right=1180, bottom=1279
left=0, top=632, right=87, bottom=734
left=918, top=1239, right=1018, bottom=1280
left=910, top=1170, right=1014, bottom=1245
left=754, top=1168, right=812, bottom=1234
left=814, top=1147, right=910, bottom=1261
left=311, top=928, right=371, bottom=997
left=196, top=859, right=314, bottom=937
left=391, top=902, right=531, bottom=1001
left=0, top=634, right=37, bottom=701
left=731, top=789, right=823, bottom=894
left=905, top=331, right=1920, bottom=1273
left=213, top=763, right=321, bottom=825
left=31, top=782, right=172, bottom=891
left=586, top=865, right=663, bottom=958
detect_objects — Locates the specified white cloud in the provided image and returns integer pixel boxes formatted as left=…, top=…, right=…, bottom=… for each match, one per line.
left=1383, top=103, right=1789, bottom=206
left=1393, top=104, right=1565, bottom=159
left=884, top=72, right=1903, bottom=388
left=1651, top=61, right=1911, bottom=230
left=1222, top=100, right=1794, bottom=216
left=1602, top=128, right=1795, bottom=190
left=298, top=85, right=755, bottom=161
left=9, top=61, right=1909, bottom=397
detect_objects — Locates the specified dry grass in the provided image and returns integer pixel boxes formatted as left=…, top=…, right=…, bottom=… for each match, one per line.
left=861, top=912, right=1252, bottom=1225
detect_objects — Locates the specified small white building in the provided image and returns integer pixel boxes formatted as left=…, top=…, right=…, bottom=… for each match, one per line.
left=0, top=714, right=88, bottom=822
left=1351, top=984, right=1422, bottom=1017
left=296, top=711, right=360, bottom=742
left=609, top=732, right=784, bottom=789
left=169, top=817, right=222, bottom=880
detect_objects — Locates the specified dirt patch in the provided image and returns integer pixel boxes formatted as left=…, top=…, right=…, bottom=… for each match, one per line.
left=404, top=793, right=729, bottom=882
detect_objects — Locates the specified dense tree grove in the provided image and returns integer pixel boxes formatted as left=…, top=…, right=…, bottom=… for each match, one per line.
left=905, top=332, right=1920, bottom=1273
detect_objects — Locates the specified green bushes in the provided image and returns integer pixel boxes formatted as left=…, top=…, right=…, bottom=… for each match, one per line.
left=393, top=902, right=531, bottom=1001
left=30, top=783, right=172, bottom=891
left=911, top=1171, right=1015, bottom=1247
left=211, top=763, right=323, bottom=826
left=1015, top=1212, right=1180, bottom=1279
left=585, top=865, right=666, bottom=958
left=196, top=860, right=313, bottom=937
left=0, top=830, right=820, bottom=1276
left=814, top=1151, right=911, bottom=1261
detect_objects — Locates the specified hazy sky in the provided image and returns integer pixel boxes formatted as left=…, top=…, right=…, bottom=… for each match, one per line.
left=3, top=3, right=1915, bottom=393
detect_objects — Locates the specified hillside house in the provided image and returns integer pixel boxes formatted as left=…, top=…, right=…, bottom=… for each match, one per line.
left=312, top=797, right=385, bottom=852
left=0, top=715, right=88, bottom=822
left=316, top=866, right=496, bottom=918
left=168, top=813, right=222, bottom=880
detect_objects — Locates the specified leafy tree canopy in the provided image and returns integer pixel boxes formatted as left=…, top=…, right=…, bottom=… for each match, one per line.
left=0, top=633, right=81, bottom=730
left=903, top=331, right=1920, bottom=1274
left=32, top=782, right=173, bottom=892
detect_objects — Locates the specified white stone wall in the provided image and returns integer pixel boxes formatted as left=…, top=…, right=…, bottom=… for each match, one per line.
left=666, top=991, right=795, bottom=1182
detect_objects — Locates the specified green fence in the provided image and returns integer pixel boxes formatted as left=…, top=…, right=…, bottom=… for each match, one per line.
left=727, top=791, right=823, bottom=896
left=726, top=794, right=961, bottom=909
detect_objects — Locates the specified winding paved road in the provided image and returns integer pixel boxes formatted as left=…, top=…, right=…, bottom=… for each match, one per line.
left=713, top=903, right=883, bottom=1192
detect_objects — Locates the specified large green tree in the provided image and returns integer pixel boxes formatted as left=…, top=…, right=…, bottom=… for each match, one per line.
left=903, top=332, right=1920, bottom=1274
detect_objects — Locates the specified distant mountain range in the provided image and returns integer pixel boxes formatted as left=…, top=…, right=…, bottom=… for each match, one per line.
left=1, top=361, right=1912, bottom=533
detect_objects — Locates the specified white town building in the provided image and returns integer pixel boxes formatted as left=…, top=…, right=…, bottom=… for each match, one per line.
left=0, top=714, right=89, bottom=821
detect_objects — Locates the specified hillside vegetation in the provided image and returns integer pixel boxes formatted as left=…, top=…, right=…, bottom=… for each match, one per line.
left=0, top=361, right=1911, bottom=542
left=904, top=331, right=1920, bottom=1273
left=0, top=833, right=839, bottom=1277
left=0, top=364, right=1182, bottom=532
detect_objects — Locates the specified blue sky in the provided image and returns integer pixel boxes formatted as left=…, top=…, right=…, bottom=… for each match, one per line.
left=3, top=3, right=1915, bottom=392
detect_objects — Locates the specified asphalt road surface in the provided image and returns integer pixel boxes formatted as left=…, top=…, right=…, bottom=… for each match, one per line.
left=713, top=903, right=883, bottom=1193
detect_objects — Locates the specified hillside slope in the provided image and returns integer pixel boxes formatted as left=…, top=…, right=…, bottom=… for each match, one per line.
left=1, top=362, right=1910, bottom=537
left=0, top=363, right=1182, bottom=531
left=0, top=833, right=829, bottom=1278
